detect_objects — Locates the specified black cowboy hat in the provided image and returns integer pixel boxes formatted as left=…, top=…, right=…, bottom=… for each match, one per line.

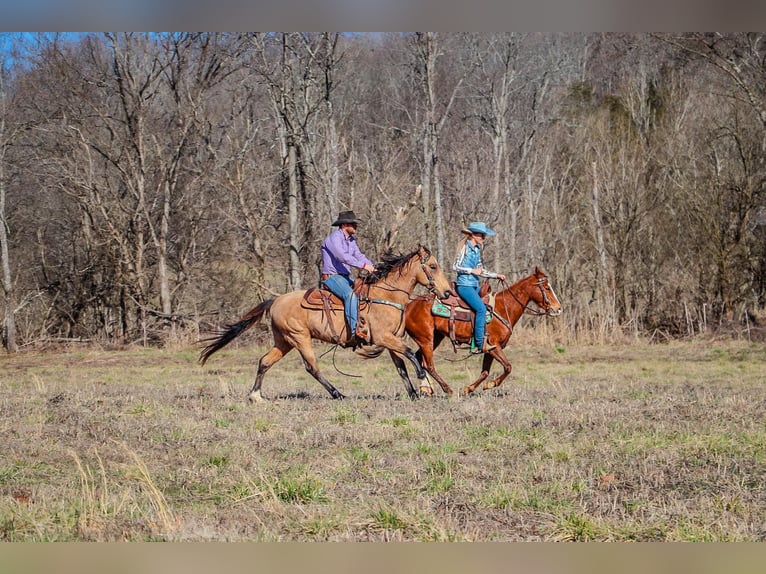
left=332, top=210, right=362, bottom=226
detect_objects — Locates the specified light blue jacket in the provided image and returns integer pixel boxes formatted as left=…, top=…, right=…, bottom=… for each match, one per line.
left=453, top=241, right=499, bottom=287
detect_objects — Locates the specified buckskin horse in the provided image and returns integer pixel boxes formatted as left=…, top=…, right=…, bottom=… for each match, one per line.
left=404, top=267, right=562, bottom=397
left=199, top=245, right=452, bottom=401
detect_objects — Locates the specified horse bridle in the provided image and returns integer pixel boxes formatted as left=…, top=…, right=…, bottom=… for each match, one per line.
left=358, top=250, right=441, bottom=334
left=502, top=276, right=554, bottom=317
left=418, top=250, right=439, bottom=294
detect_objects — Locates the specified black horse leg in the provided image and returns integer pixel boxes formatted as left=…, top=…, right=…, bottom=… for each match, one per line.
left=388, top=350, right=419, bottom=400
left=404, top=348, right=427, bottom=380
left=303, top=358, right=346, bottom=399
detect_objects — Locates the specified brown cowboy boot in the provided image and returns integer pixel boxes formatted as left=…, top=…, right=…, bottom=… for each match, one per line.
left=471, top=338, right=495, bottom=354
left=482, top=340, right=496, bottom=353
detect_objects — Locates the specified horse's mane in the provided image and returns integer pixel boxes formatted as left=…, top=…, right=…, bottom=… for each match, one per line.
left=364, top=246, right=428, bottom=284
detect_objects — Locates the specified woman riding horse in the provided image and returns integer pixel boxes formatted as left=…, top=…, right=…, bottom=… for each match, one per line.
left=405, top=267, right=562, bottom=397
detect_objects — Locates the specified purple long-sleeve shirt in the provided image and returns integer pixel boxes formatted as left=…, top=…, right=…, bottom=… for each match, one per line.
left=321, top=228, right=373, bottom=275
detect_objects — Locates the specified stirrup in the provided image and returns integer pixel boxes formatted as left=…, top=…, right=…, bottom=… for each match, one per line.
left=354, top=324, right=370, bottom=344
left=471, top=340, right=495, bottom=354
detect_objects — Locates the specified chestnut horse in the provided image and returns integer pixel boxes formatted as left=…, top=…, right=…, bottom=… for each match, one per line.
left=199, top=245, right=451, bottom=401
left=405, top=267, right=562, bottom=397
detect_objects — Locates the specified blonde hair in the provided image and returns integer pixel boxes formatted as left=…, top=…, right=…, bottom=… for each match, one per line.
left=454, top=234, right=471, bottom=263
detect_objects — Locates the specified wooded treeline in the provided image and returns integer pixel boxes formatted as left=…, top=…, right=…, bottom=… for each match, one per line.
left=1, top=32, right=765, bottom=350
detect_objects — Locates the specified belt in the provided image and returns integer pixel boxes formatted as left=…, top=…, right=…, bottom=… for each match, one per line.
left=321, top=273, right=349, bottom=282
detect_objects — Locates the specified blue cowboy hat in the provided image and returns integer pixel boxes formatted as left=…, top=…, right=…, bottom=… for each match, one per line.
left=461, top=221, right=495, bottom=236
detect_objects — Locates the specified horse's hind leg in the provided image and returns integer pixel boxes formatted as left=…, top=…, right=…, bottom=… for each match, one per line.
left=249, top=336, right=293, bottom=402
left=482, top=349, right=512, bottom=391
left=418, top=343, right=454, bottom=397
left=294, top=337, right=346, bottom=400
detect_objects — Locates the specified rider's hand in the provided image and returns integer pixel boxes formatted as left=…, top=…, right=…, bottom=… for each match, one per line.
left=498, top=274, right=506, bottom=281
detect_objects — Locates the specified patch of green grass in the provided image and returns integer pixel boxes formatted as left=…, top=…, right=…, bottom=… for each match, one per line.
left=0, top=463, right=23, bottom=485
left=415, top=441, right=461, bottom=456
left=548, top=449, right=571, bottom=462
left=505, top=428, right=547, bottom=454
left=551, top=512, right=605, bottom=541
left=415, top=443, right=434, bottom=455
left=465, top=426, right=512, bottom=439
left=481, top=483, right=573, bottom=513
left=207, top=454, right=229, bottom=469
left=227, top=483, right=255, bottom=500
left=673, top=518, right=738, bottom=542
left=422, top=457, right=457, bottom=494
left=479, top=487, right=515, bottom=510
left=250, top=419, right=271, bottom=432
left=332, top=407, right=359, bottom=425
left=272, top=470, right=328, bottom=504
left=299, top=515, right=343, bottom=538
left=368, top=507, right=406, bottom=531
left=345, top=446, right=370, bottom=464
left=127, top=403, right=149, bottom=415
left=382, top=416, right=409, bottom=427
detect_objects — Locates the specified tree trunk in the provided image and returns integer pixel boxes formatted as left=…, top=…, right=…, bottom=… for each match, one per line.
left=287, top=139, right=302, bottom=290
left=0, top=167, right=16, bottom=352
left=591, top=160, right=611, bottom=322
left=158, top=181, right=172, bottom=317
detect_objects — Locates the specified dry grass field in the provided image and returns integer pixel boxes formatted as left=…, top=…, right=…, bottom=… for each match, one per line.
left=1, top=334, right=765, bottom=541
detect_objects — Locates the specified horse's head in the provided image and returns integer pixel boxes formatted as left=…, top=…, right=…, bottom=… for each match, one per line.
left=415, top=245, right=452, bottom=299
left=529, top=267, right=562, bottom=316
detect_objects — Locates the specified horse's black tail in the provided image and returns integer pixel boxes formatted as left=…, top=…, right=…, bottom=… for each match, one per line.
left=199, top=299, right=275, bottom=365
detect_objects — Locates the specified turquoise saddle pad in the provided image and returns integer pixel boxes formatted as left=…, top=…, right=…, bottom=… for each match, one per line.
left=431, top=300, right=491, bottom=322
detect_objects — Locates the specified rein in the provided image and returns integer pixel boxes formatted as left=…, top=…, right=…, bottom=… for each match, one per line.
left=358, top=250, right=439, bottom=336
left=500, top=278, right=551, bottom=318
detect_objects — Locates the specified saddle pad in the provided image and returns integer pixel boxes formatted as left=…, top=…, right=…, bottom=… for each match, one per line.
left=431, top=299, right=491, bottom=322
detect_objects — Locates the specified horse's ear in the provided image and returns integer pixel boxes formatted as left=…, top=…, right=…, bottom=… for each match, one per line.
left=534, top=266, right=543, bottom=276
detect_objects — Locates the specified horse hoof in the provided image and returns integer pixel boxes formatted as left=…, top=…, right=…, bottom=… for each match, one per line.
left=419, top=386, right=434, bottom=397
left=248, top=390, right=264, bottom=403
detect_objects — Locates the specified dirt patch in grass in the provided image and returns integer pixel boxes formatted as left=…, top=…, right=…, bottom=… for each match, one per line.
left=1, top=340, right=765, bottom=541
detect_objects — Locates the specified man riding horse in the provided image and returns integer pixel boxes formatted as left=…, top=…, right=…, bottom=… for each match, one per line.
left=320, top=210, right=376, bottom=346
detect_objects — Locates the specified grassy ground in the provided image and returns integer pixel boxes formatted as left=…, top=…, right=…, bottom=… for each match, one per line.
left=1, top=336, right=765, bottom=541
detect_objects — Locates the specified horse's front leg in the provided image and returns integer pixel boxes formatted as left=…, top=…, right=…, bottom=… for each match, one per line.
left=461, top=350, right=496, bottom=396
left=376, top=329, right=426, bottom=399
left=481, top=348, right=512, bottom=391
left=413, top=349, right=434, bottom=396
left=388, top=350, right=419, bottom=400
left=415, top=345, right=453, bottom=397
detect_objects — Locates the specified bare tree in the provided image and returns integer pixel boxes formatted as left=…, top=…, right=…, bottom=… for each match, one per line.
left=413, top=32, right=464, bottom=262
left=248, top=33, right=338, bottom=290
left=0, top=34, right=22, bottom=351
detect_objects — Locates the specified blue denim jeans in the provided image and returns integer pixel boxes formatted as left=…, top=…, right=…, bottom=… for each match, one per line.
left=456, top=283, right=487, bottom=348
left=323, top=274, right=358, bottom=333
